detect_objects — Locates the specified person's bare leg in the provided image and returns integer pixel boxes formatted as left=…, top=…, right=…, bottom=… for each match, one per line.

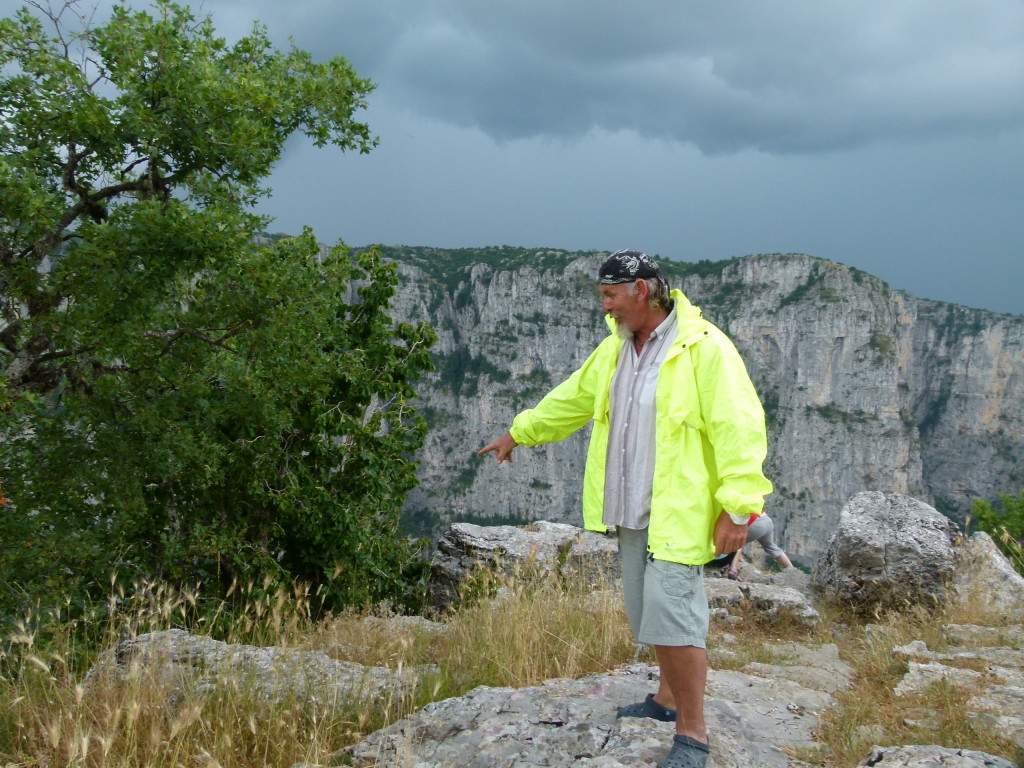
left=732, top=548, right=745, bottom=573
left=652, top=644, right=708, bottom=743
left=776, top=553, right=794, bottom=569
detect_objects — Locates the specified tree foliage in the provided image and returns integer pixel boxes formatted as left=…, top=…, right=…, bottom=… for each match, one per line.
left=0, top=1, right=435, bottom=615
left=970, top=490, right=1024, bottom=574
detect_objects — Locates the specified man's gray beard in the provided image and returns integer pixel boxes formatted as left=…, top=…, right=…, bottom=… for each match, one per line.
left=616, top=324, right=634, bottom=342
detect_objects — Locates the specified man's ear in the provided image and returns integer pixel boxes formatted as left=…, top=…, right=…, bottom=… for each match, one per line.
left=634, top=279, right=650, bottom=302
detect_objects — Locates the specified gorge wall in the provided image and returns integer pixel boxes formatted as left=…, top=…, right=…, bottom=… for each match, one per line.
left=376, top=247, right=1023, bottom=567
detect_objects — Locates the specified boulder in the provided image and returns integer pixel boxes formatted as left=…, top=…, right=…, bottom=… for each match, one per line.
left=814, top=492, right=959, bottom=614
left=705, top=579, right=820, bottom=628
left=427, top=521, right=619, bottom=612
left=952, top=532, right=1024, bottom=620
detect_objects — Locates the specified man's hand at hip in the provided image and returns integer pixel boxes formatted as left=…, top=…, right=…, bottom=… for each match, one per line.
left=713, top=510, right=748, bottom=557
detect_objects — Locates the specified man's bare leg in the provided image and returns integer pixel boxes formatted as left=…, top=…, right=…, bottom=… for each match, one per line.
left=652, top=644, right=708, bottom=743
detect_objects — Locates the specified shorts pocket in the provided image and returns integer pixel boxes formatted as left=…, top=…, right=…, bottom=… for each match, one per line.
left=654, top=560, right=699, bottom=599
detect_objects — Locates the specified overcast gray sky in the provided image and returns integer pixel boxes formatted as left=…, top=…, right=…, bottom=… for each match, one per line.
left=6, top=0, right=1024, bottom=314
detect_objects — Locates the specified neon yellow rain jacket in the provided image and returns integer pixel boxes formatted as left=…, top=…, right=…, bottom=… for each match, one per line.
left=510, top=289, right=773, bottom=566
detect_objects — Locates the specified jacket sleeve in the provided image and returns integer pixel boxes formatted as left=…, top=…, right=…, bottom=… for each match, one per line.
left=692, top=328, right=774, bottom=518
left=509, top=341, right=611, bottom=446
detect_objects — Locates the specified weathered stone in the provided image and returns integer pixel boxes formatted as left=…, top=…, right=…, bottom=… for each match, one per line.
left=768, top=641, right=853, bottom=673
left=856, top=724, right=888, bottom=743
left=704, top=668, right=837, bottom=751
left=767, top=565, right=814, bottom=592
left=893, top=661, right=983, bottom=696
left=742, top=661, right=851, bottom=694
left=742, top=581, right=821, bottom=627
left=893, top=639, right=1024, bottom=672
left=427, top=521, right=619, bottom=611
left=901, top=708, right=942, bottom=730
left=723, top=559, right=814, bottom=594
left=705, top=577, right=820, bottom=627
left=341, top=663, right=835, bottom=768
left=85, top=629, right=426, bottom=711
left=359, top=614, right=447, bottom=636
left=943, top=623, right=1024, bottom=648
left=966, top=708, right=1024, bottom=753
left=856, top=744, right=1018, bottom=767
left=742, top=642, right=854, bottom=694
left=893, top=639, right=939, bottom=659
left=952, top=532, right=1024, bottom=620
left=814, top=492, right=959, bottom=614
left=966, top=685, right=1024, bottom=750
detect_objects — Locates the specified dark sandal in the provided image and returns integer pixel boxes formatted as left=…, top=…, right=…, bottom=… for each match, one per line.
left=616, top=693, right=677, bottom=722
left=661, top=734, right=710, bottom=768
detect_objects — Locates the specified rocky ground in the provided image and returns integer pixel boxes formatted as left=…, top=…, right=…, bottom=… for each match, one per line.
left=88, top=493, right=1024, bottom=767
left=339, top=576, right=1022, bottom=768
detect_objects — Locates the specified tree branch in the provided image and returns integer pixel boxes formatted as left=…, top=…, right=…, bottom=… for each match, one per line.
left=141, top=326, right=248, bottom=355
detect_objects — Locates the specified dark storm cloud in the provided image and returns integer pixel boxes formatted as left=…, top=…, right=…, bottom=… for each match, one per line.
left=9, top=0, right=1021, bottom=154
left=3, top=0, right=1022, bottom=314
left=230, top=0, right=1024, bottom=154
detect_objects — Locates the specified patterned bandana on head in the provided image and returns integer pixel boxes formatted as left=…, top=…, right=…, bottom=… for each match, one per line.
left=598, top=249, right=664, bottom=286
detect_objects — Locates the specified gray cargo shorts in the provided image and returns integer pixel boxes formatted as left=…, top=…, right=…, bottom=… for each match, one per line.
left=617, top=526, right=710, bottom=648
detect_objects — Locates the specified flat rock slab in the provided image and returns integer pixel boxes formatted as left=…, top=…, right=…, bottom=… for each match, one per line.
left=341, top=663, right=835, bottom=768
left=740, top=642, right=854, bottom=694
left=856, top=744, right=1018, bottom=767
left=85, top=629, right=426, bottom=709
left=942, top=624, right=1024, bottom=648
left=966, top=685, right=1024, bottom=750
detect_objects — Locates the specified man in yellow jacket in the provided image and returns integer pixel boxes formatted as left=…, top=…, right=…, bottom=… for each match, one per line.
left=479, top=249, right=772, bottom=768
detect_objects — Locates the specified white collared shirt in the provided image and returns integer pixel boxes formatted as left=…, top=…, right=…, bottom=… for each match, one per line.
left=602, top=306, right=678, bottom=530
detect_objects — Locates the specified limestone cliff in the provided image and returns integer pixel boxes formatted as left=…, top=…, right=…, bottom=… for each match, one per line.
left=377, top=247, right=1023, bottom=566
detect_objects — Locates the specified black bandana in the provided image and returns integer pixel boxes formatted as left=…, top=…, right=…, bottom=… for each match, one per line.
left=598, top=249, right=663, bottom=285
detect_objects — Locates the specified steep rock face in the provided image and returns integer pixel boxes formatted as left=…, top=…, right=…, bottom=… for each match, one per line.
left=381, top=248, right=1024, bottom=566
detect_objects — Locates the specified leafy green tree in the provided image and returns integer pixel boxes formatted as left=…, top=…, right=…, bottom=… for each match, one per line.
left=0, top=1, right=435, bottom=615
left=970, top=490, right=1024, bottom=574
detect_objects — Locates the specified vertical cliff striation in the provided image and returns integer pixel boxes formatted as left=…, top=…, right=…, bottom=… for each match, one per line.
left=379, top=247, right=1023, bottom=566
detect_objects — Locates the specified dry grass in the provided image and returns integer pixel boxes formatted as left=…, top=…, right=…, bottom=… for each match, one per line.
left=1, top=568, right=1021, bottom=767
left=0, top=578, right=356, bottom=768
left=793, top=601, right=1024, bottom=768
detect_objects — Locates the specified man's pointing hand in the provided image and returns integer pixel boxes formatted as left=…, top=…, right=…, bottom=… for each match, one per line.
left=478, top=432, right=518, bottom=464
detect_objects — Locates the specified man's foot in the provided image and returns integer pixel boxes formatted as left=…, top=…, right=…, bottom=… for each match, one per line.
left=660, top=734, right=710, bottom=768
left=616, top=693, right=676, bottom=722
